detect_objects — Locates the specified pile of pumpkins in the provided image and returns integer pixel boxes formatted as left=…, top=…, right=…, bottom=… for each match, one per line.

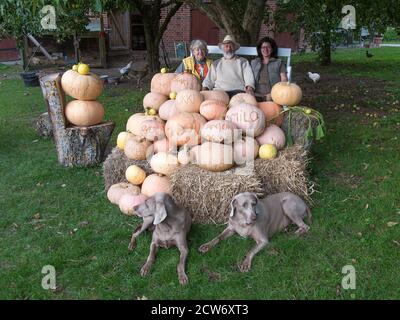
left=108, top=69, right=303, bottom=215
left=61, top=63, right=105, bottom=127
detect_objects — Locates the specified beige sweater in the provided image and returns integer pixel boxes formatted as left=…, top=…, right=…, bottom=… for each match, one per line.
left=202, top=56, right=255, bottom=91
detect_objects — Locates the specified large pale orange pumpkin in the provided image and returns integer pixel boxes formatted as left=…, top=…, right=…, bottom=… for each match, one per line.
left=150, top=152, right=179, bottom=176
left=201, top=120, right=241, bottom=144
left=119, top=193, right=148, bottom=215
left=124, top=137, right=153, bottom=160
left=200, top=90, right=229, bottom=105
left=151, top=73, right=176, bottom=96
left=195, top=142, right=234, bottom=172
left=199, top=100, right=228, bottom=121
left=158, top=100, right=179, bottom=121
left=107, top=182, right=140, bottom=205
left=271, top=82, right=302, bottom=106
left=61, top=70, right=103, bottom=100
left=175, top=90, right=204, bottom=113
left=257, top=101, right=283, bottom=126
left=256, top=124, right=286, bottom=150
left=141, top=174, right=172, bottom=197
left=140, top=119, right=165, bottom=141
left=126, top=113, right=164, bottom=137
left=153, top=138, right=176, bottom=154
left=225, top=103, right=266, bottom=137
left=233, top=136, right=259, bottom=165
left=65, top=100, right=104, bottom=126
left=143, top=92, right=168, bottom=111
left=229, top=93, right=258, bottom=108
left=170, top=71, right=201, bottom=93
left=165, top=112, right=206, bottom=146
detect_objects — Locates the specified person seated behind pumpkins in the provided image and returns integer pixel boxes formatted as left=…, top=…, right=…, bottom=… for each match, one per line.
left=175, top=39, right=212, bottom=82
left=202, top=35, right=255, bottom=99
left=251, top=37, right=288, bottom=102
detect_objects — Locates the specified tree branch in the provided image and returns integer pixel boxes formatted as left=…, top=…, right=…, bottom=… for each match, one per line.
left=242, top=0, right=266, bottom=42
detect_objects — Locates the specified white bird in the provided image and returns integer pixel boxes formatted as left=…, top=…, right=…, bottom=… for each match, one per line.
left=119, top=60, right=133, bottom=77
left=308, top=72, right=320, bottom=83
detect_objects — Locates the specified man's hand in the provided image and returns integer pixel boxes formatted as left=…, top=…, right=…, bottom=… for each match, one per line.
left=245, top=86, right=255, bottom=96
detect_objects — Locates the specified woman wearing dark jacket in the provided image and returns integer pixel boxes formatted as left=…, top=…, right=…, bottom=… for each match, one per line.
left=251, top=37, right=288, bottom=102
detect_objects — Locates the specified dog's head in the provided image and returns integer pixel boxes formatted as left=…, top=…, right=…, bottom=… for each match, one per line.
left=133, top=192, right=172, bottom=225
left=229, top=192, right=262, bottom=225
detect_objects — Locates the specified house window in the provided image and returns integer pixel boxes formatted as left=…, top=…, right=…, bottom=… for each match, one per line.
left=132, top=14, right=146, bottom=50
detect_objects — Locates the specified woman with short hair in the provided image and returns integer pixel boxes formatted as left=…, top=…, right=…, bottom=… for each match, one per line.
left=251, top=37, right=288, bottom=102
left=175, top=39, right=213, bottom=81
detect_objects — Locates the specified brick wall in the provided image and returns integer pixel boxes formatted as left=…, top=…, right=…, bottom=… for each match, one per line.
left=161, top=4, right=191, bottom=58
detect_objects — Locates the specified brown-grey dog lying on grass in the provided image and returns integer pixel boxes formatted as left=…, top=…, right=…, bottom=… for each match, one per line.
left=128, top=192, right=192, bottom=285
left=199, top=192, right=311, bottom=272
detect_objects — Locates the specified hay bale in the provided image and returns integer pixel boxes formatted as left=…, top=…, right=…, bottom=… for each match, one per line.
left=254, top=145, right=313, bottom=205
left=103, top=147, right=154, bottom=191
left=170, top=145, right=313, bottom=224
left=170, top=164, right=264, bottom=224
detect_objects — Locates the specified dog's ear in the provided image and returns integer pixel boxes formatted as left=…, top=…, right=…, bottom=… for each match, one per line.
left=153, top=197, right=168, bottom=225
left=250, top=193, right=262, bottom=216
left=229, top=198, right=237, bottom=217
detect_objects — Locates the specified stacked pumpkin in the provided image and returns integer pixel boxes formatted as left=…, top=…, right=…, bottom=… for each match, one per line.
left=61, top=63, right=105, bottom=127
left=107, top=68, right=303, bottom=215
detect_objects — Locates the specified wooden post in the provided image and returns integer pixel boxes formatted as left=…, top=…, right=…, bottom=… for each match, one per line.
left=39, top=73, right=115, bottom=167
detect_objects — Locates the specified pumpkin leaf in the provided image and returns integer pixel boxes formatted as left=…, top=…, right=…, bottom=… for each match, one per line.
left=305, top=125, right=314, bottom=141
left=315, top=124, right=325, bottom=140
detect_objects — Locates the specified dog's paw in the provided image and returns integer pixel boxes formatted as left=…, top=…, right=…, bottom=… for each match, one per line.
left=179, top=273, right=189, bottom=285
left=140, top=264, right=151, bottom=277
left=198, top=244, right=210, bottom=253
left=239, top=260, right=252, bottom=273
left=295, top=225, right=310, bottom=236
left=128, top=240, right=136, bottom=251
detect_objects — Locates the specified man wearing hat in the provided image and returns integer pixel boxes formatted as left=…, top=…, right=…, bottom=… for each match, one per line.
left=202, top=35, right=255, bottom=98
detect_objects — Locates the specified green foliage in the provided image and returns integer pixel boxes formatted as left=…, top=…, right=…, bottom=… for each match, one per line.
left=383, top=27, right=400, bottom=42
left=0, top=0, right=110, bottom=48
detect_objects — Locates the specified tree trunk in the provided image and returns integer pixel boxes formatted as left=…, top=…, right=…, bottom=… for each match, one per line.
left=39, top=73, right=115, bottom=167
left=320, top=31, right=332, bottom=66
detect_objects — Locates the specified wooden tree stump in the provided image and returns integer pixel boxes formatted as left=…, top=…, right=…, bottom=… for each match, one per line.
left=33, top=112, right=53, bottom=138
left=39, top=73, right=115, bottom=167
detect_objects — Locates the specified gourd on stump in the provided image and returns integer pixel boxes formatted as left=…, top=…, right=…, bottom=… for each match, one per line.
left=40, top=73, right=115, bottom=167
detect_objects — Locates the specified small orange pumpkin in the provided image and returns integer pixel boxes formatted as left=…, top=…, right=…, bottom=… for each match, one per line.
left=257, top=101, right=283, bottom=126
left=271, top=82, right=302, bottom=106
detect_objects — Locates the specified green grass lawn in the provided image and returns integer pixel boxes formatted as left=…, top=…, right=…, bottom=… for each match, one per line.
left=1, top=48, right=400, bottom=299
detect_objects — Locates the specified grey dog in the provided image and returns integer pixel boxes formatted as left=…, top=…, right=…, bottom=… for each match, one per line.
left=128, top=192, right=192, bottom=285
left=199, top=192, right=311, bottom=272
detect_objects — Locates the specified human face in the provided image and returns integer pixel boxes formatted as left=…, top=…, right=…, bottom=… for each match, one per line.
left=192, top=47, right=205, bottom=61
left=260, top=42, right=272, bottom=58
left=222, top=42, right=235, bottom=59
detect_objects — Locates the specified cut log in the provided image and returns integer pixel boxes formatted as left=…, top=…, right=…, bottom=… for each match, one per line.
left=39, top=73, right=115, bottom=167
left=33, top=112, right=53, bottom=138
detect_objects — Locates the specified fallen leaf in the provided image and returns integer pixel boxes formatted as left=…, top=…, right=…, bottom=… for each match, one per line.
left=387, top=222, right=398, bottom=227
left=61, top=184, right=66, bottom=188
left=364, top=204, right=369, bottom=210
left=33, top=213, right=41, bottom=220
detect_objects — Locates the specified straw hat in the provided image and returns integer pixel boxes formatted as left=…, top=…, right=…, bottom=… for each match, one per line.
left=218, top=35, right=240, bottom=51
